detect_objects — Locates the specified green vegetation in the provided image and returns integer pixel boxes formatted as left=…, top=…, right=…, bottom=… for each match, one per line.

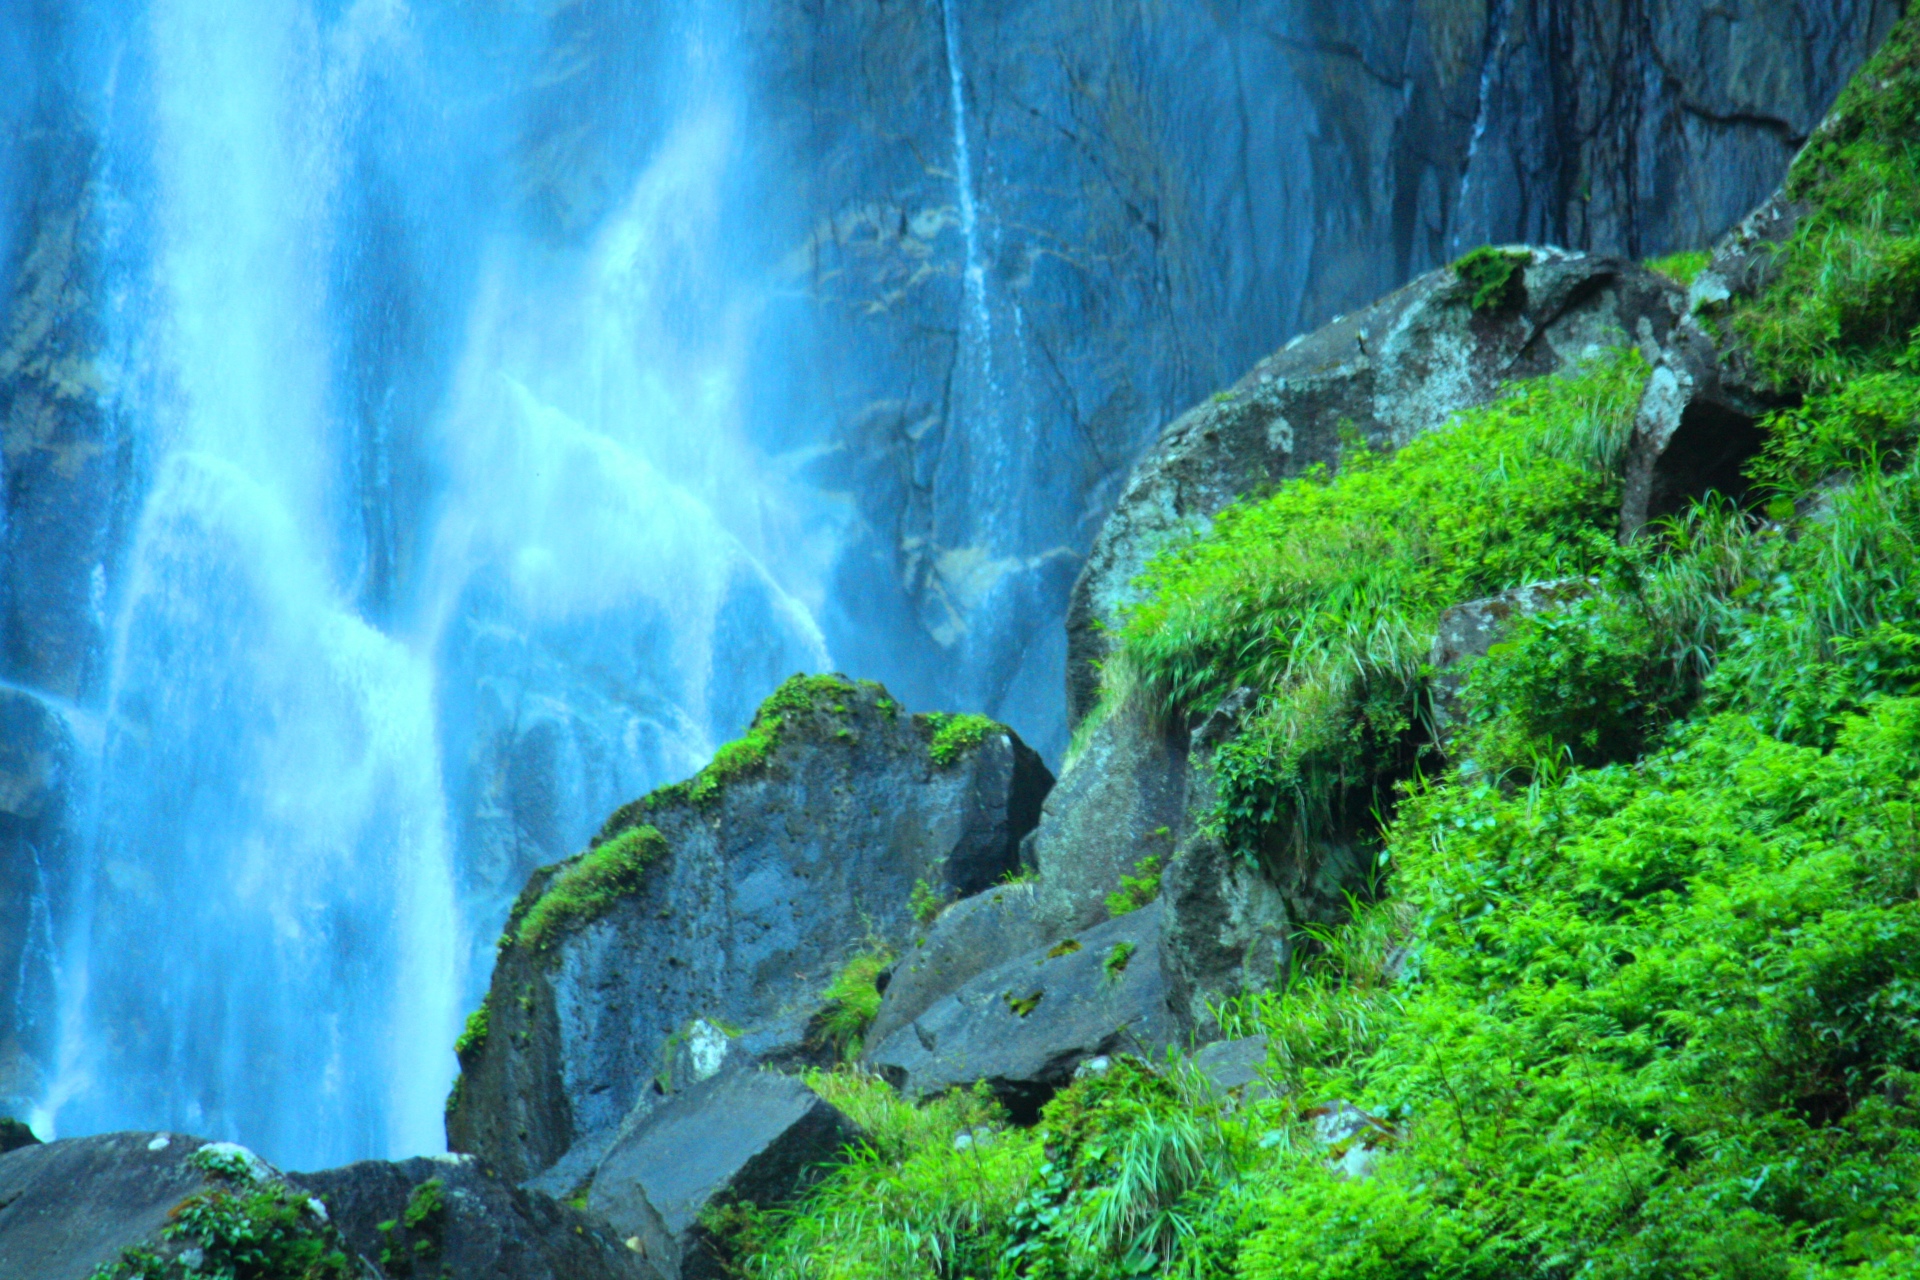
left=912, top=877, right=950, bottom=926
left=375, top=1178, right=447, bottom=1276
left=820, top=948, right=894, bottom=1060
left=626, top=673, right=865, bottom=813
left=513, top=823, right=667, bottom=957
left=1104, top=853, right=1165, bottom=918
left=1101, top=941, right=1135, bottom=980
left=453, top=1002, right=489, bottom=1058
left=1730, top=15, right=1920, bottom=390
left=1451, top=245, right=1530, bottom=312
left=89, top=1150, right=355, bottom=1280
left=1644, top=249, right=1711, bottom=287
left=923, top=712, right=1003, bottom=766
left=1116, top=347, right=1647, bottom=865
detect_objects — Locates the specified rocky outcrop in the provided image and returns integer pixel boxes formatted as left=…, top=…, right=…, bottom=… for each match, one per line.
left=1027, top=705, right=1188, bottom=933
left=589, top=1069, right=861, bottom=1280
left=448, top=676, right=1051, bottom=1183
left=295, top=1154, right=661, bottom=1280
left=865, top=881, right=1052, bottom=1052
left=1067, top=249, right=1684, bottom=725
left=867, top=901, right=1178, bottom=1120
left=0, top=1132, right=361, bottom=1280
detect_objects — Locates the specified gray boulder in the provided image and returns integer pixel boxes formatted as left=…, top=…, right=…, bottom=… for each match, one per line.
left=868, top=901, right=1179, bottom=1120
left=0, top=1132, right=364, bottom=1280
left=1027, top=703, right=1189, bottom=933
left=295, top=1153, right=661, bottom=1280
left=448, top=675, right=1051, bottom=1182
left=589, top=1069, right=862, bottom=1280
left=865, top=881, right=1051, bottom=1052
left=1067, top=249, right=1683, bottom=726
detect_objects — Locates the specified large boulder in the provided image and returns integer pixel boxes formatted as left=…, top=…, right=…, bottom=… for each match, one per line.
left=588, top=1069, right=862, bottom=1280
left=1066, top=249, right=1683, bottom=727
left=449, top=675, right=1051, bottom=1183
left=0, top=1132, right=364, bottom=1280
left=1026, top=703, right=1189, bottom=933
left=295, top=1154, right=660, bottom=1280
left=867, top=901, right=1179, bottom=1120
left=865, top=880, right=1051, bottom=1051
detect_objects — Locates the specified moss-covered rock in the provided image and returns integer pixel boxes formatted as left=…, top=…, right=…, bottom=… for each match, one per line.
left=447, top=676, right=1051, bottom=1183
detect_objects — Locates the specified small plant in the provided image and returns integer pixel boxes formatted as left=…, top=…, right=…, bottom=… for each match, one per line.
left=818, top=947, right=893, bottom=1059
left=1004, top=990, right=1043, bottom=1018
left=1105, top=852, right=1165, bottom=917
left=376, top=1177, right=448, bottom=1276
left=1452, top=245, right=1530, bottom=312
left=453, top=1002, right=489, bottom=1058
left=1645, top=249, right=1712, bottom=287
left=89, top=1176, right=357, bottom=1280
left=920, top=711, right=1001, bottom=766
left=908, top=877, right=948, bottom=926
left=1103, top=940, right=1137, bottom=979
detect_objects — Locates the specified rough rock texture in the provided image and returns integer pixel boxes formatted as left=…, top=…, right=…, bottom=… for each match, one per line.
left=1189, top=1037, right=1281, bottom=1108
left=1067, top=250, right=1684, bottom=725
left=866, top=881, right=1052, bottom=1053
left=1028, top=706, right=1189, bottom=932
left=1620, top=193, right=1807, bottom=537
left=295, top=1154, right=661, bottom=1280
left=449, top=679, right=1050, bottom=1184
left=0, top=1132, right=358, bottom=1280
left=589, top=1069, right=861, bottom=1280
left=868, top=901, right=1179, bottom=1119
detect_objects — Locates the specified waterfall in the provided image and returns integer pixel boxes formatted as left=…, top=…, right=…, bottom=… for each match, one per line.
left=7, top=0, right=830, bottom=1170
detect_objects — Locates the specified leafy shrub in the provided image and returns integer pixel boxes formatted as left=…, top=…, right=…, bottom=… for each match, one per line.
left=922, top=712, right=1002, bottom=766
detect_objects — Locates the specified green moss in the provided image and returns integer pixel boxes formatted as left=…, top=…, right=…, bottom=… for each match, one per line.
left=1117, top=348, right=1647, bottom=861
left=919, top=711, right=1001, bottom=766
left=1103, top=852, right=1165, bottom=918
left=1730, top=11, right=1920, bottom=388
left=514, top=823, right=668, bottom=956
left=453, top=1001, right=489, bottom=1059
left=1645, top=249, right=1711, bottom=287
left=817, top=947, right=893, bottom=1059
left=1101, top=940, right=1136, bottom=979
left=1452, top=245, right=1531, bottom=312
left=376, top=1178, right=447, bottom=1275
left=443, top=1073, right=465, bottom=1122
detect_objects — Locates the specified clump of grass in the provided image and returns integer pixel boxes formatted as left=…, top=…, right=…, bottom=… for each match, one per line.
left=818, top=947, right=894, bottom=1060
left=1645, top=249, right=1711, bottom=287
left=514, top=823, right=668, bottom=956
left=1452, top=245, right=1531, bottom=312
left=1730, top=13, right=1920, bottom=388
left=1115, top=349, right=1647, bottom=863
left=919, top=711, right=1001, bottom=766
left=453, top=1002, right=489, bottom=1058
left=1104, top=852, right=1165, bottom=917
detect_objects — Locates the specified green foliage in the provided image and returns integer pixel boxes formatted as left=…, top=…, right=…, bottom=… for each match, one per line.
left=922, top=712, right=1002, bottom=766
left=1117, top=349, right=1646, bottom=862
left=514, top=823, right=667, bottom=957
left=819, top=948, right=894, bottom=1060
left=1104, top=853, right=1164, bottom=918
left=376, top=1178, right=447, bottom=1276
left=1748, top=371, right=1920, bottom=490
left=453, top=1002, right=489, bottom=1059
left=89, top=1178, right=356, bottom=1280
left=1101, top=941, right=1136, bottom=979
left=1730, top=12, right=1920, bottom=388
left=1452, top=246, right=1530, bottom=312
left=1644, top=249, right=1711, bottom=287
left=1454, top=593, right=1688, bottom=777
left=749, top=1074, right=1037, bottom=1280
left=910, top=877, right=949, bottom=926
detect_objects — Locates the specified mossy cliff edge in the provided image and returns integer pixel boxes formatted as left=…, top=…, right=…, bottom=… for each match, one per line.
left=446, top=674, right=1051, bottom=1183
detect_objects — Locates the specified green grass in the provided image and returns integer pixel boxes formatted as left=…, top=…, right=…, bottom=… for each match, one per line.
left=1114, top=348, right=1647, bottom=863
left=1728, top=14, right=1920, bottom=389
left=1103, top=853, right=1164, bottom=918
left=514, top=823, right=668, bottom=956
left=818, top=948, right=895, bottom=1060
left=1645, top=249, right=1711, bottom=287
left=453, top=1002, right=489, bottom=1058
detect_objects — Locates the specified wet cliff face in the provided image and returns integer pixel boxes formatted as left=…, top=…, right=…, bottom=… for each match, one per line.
left=0, top=0, right=1898, bottom=1160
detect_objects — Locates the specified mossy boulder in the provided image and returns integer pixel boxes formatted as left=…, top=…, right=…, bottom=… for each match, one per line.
left=447, top=675, right=1051, bottom=1183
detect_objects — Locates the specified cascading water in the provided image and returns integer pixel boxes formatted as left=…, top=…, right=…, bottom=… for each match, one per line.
left=2, top=0, right=833, bottom=1170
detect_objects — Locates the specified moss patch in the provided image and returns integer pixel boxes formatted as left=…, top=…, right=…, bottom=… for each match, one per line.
left=1645, top=249, right=1711, bottom=287
left=1452, top=245, right=1531, bottom=312
left=514, top=823, right=668, bottom=957
left=918, top=711, right=1002, bottom=766
left=453, top=1002, right=489, bottom=1059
